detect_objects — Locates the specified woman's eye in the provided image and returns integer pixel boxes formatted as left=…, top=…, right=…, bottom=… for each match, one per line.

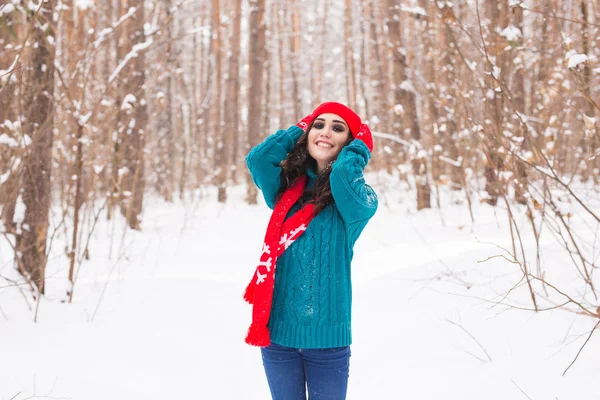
left=333, top=125, right=345, bottom=132
left=314, top=123, right=325, bottom=129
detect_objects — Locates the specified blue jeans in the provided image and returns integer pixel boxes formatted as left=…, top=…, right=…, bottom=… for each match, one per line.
left=261, top=342, right=351, bottom=400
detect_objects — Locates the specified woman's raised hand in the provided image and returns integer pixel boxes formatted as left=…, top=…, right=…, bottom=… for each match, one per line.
left=355, top=124, right=373, bottom=152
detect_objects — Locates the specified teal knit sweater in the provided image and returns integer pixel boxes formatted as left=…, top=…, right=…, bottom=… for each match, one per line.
left=246, top=125, right=378, bottom=349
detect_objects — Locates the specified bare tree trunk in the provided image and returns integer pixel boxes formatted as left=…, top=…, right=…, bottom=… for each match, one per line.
left=67, top=124, right=84, bottom=301
left=0, top=165, right=19, bottom=231
left=16, top=0, right=57, bottom=294
left=211, top=0, right=225, bottom=203
left=278, top=1, right=287, bottom=125
left=367, top=0, right=387, bottom=132
left=482, top=0, right=505, bottom=205
left=162, top=0, right=175, bottom=201
left=531, top=0, right=553, bottom=132
left=313, top=0, right=330, bottom=106
left=210, top=0, right=223, bottom=191
left=108, top=0, right=125, bottom=221
left=175, top=4, right=194, bottom=200
left=510, top=3, right=528, bottom=204
left=579, top=0, right=598, bottom=183
left=120, top=0, right=148, bottom=229
left=0, top=11, right=20, bottom=230
left=438, top=5, right=463, bottom=190
left=386, top=0, right=430, bottom=209
left=289, top=0, right=301, bottom=121
left=57, top=1, right=75, bottom=217
left=418, top=0, right=441, bottom=182
left=246, top=0, right=266, bottom=204
left=262, top=40, right=272, bottom=144
left=192, top=1, right=209, bottom=188
left=262, top=0, right=274, bottom=133
left=385, top=0, right=405, bottom=170
left=344, top=0, right=357, bottom=110
left=200, top=1, right=213, bottom=184
left=190, top=15, right=201, bottom=187
left=178, top=95, right=190, bottom=200
left=228, top=0, right=242, bottom=183
left=358, top=0, right=370, bottom=117
left=88, top=2, right=109, bottom=200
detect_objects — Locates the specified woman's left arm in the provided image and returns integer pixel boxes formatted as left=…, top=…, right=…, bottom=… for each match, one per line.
left=330, top=139, right=378, bottom=226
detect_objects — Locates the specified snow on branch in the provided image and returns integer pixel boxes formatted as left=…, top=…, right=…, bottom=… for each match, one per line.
left=0, top=3, right=16, bottom=16
left=93, top=7, right=137, bottom=49
left=400, top=5, right=427, bottom=17
left=371, top=131, right=414, bottom=148
left=0, top=133, right=19, bottom=148
left=511, top=151, right=566, bottom=184
left=27, top=0, right=43, bottom=11
left=567, top=54, right=593, bottom=69
left=500, top=25, right=522, bottom=41
left=0, top=54, right=20, bottom=84
left=121, top=94, right=137, bottom=110
left=0, top=170, right=9, bottom=185
left=399, top=80, right=416, bottom=93
left=108, top=38, right=154, bottom=84
left=74, top=0, right=93, bottom=10
left=0, top=154, right=23, bottom=185
left=439, top=155, right=463, bottom=168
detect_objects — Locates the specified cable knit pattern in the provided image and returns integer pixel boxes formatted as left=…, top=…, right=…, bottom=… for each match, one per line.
left=330, top=140, right=378, bottom=227
left=318, top=207, right=332, bottom=326
left=296, top=228, right=315, bottom=321
left=247, top=133, right=378, bottom=349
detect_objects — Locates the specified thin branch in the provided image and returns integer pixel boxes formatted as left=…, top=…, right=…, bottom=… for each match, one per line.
left=445, top=318, right=493, bottom=362
left=372, top=131, right=414, bottom=148
left=519, top=4, right=600, bottom=28
left=526, top=274, right=596, bottom=318
left=511, top=379, right=533, bottom=400
left=562, top=319, right=600, bottom=376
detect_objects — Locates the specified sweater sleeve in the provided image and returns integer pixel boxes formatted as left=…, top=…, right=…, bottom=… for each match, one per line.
left=246, top=125, right=304, bottom=209
left=330, top=140, right=378, bottom=226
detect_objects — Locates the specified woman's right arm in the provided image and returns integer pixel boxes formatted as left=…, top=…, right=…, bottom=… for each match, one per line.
left=246, top=125, right=304, bottom=209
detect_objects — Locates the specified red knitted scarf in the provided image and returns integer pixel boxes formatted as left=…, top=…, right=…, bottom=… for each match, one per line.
left=243, top=175, right=316, bottom=346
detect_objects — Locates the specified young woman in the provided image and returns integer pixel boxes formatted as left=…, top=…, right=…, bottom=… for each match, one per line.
left=243, top=102, right=378, bottom=399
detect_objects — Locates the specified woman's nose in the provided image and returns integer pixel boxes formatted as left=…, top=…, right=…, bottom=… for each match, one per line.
left=319, top=126, right=332, bottom=137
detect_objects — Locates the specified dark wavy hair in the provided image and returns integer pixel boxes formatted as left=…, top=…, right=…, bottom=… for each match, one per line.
left=275, top=121, right=354, bottom=215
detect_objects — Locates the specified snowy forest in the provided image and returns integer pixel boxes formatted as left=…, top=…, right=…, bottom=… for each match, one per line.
left=1, top=0, right=600, bottom=398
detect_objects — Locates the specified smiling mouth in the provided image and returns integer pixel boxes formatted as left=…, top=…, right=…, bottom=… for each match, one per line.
left=316, top=141, right=333, bottom=148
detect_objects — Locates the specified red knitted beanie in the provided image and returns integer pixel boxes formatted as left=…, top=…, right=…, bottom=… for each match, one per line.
left=310, top=102, right=362, bottom=137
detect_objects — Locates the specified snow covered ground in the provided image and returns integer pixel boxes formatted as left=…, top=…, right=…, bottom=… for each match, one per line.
left=0, top=177, right=598, bottom=399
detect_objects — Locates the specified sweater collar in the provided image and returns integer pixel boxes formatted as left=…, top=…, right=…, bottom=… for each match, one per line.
left=306, top=162, right=318, bottom=187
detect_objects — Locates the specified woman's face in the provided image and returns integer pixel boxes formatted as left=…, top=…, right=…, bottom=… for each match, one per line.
left=307, top=113, right=350, bottom=173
